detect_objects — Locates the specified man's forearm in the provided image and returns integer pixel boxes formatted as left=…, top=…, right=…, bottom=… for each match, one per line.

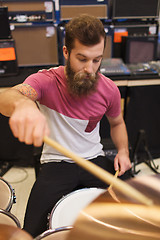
left=0, top=85, right=49, bottom=147
left=107, top=113, right=131, bottom=174
left=110, top=121, right=129, bottom=154
left=0, top=88, right=31, bottom=117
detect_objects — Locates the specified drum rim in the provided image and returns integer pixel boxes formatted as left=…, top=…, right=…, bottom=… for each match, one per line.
left=0, top=177, right=15, bottom=211
left=0, top=208, right=21, bottom=228
left=34, top=226, right=73, bottom=240
left=49, top=187, right=106, bottom=229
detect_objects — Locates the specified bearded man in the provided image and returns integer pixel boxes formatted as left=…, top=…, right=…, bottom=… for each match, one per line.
left=0, top=14, right=131, bottom=237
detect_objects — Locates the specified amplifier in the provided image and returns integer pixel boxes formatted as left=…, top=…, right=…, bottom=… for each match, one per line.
left=59, top=0, right=109, bottom=20
left=112, top=23, right=159, bottom=59
left=1, top=0, right=54, bottom=22
left=11, top=23, right=58, bottom=67
left=111, top=0, right=159, bottom=20
left=0, top=39, right=18, bottom=76
left=60, top=5, right=108, bottom=20
left=0, top=6, right=11, bottom=39
left=122, top=35, right=158, bottom=64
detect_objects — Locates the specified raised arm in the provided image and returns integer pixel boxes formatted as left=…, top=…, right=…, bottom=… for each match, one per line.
left=107, top=113, right=131, bottom=176
left=0, top=84, right=50, bottom=146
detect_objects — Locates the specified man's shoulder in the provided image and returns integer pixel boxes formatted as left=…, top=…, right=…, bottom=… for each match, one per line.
left=28, top=66, right=65, bottom=85
left=38, top=66, right=63, bottom=77
left=24, top=66, right=64, bottom=89
left=98, top=72, right=118, bottom=90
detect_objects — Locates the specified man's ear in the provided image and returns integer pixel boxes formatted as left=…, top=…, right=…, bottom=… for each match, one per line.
left=63, top=46, right=69, bottom=60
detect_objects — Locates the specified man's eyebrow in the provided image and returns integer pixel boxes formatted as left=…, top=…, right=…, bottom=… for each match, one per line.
left=76, top=53, right=103, bottom=59
left=76, top=53, right=87, bottom=58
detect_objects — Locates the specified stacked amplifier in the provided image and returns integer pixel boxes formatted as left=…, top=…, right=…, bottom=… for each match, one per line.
left=0, top=6, right=18, bottom=76
left=1, top=0, right=58, bottom=67
left=110, top=0, right=159, bottom=63
left=57, top=0, right=160, bottom=65
left=57, top=0, right=112, bottom=65
left=1, top=0, right=159, bottom=67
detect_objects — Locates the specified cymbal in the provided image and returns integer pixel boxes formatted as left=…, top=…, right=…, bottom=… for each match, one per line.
left=67, top=202, right=160, bottom=240
left=106, top=174, right=160, bottom=205
left=88, top=174, right=160, bottom=206
left=126, top=174, right=160, bottom=205
left=0, top=224, right=33, bottom=240
left=66, top=174, right=160, bottom=240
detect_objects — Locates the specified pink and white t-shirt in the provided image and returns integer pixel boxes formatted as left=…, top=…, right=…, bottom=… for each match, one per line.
left=24, top=66, right=121, bottom=163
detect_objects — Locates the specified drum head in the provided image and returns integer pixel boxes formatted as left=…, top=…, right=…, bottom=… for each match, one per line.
left=49, top=188, right=106, bottom=229
left=0, top=177, right=14, bottom=211
left=35, top=227, right=72, bottom=240
left=0, top=209, right=21, bottom=228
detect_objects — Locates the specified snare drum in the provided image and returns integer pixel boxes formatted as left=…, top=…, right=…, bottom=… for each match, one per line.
left=49, top=188, right=106, bottom=229
left=0, top=209, right=21, bottom=228
left=0, top=177, right=16, bottom=211
left=35, top=226, right=72, bottom=240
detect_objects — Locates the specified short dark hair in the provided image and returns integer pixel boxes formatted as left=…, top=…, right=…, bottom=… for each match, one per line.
left=65, top=14, right=106, bottom=53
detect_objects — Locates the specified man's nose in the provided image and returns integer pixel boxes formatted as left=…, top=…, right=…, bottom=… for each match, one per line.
left=84, top=61, right=93, bottom=74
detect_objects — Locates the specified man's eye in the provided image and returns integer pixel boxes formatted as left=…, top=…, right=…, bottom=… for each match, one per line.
left=93, top=59, right=100, bottom=63
left=79, top=58, right=86, bottom=62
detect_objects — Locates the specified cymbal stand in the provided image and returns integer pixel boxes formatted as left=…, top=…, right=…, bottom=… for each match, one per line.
left=131, top=129, right=159, bottom=175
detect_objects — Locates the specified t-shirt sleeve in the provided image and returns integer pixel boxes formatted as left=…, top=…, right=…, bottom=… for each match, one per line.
left=24, top=72, right=49, bottom=101
left=105, top=84, right=121, bottom=118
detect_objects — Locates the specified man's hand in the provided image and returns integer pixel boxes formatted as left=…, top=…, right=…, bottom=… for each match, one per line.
left=114, top=148, right=131, bottom=176
left=9, top=98, right=50, bottom=147
left=107, top=114, right=132, bottom=176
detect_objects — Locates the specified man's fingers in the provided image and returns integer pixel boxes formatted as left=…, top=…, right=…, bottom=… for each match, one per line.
left=9, top=113, right=50, bottom=147
left=114, top=156, right=119, bottom=171
left=9, top=117, right=20, bottom=139
left=114, top=155, right=125, bottom=176
left=32, top=121, right=50, bottom=147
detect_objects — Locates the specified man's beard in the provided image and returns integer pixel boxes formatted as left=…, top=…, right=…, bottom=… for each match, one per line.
left=65, top=59, right=99, bottom=97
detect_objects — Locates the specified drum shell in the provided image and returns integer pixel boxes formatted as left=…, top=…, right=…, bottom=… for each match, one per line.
left=34, top=226, right=72, bottom=240
left=0, top=209, right=21, bottom=228
left=0, top=177, right=16, bottom=211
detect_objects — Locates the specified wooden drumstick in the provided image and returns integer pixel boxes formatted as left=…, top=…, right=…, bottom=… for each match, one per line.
left=108, top=169, right=119, bottom=191
left=43, top=136, right=153, bottom=206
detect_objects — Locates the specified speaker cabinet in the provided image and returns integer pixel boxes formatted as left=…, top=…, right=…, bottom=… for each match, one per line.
left=1, top=0, right=54, bottom=22
left=60, top=5, right=108, bottom=20
left=11, top=24, right=58, bottom=67
left=59, top=0, right=109, bottom=20
left=0, top=39, right=18, bottom=76
left=122, top=35, right=158, bottom=63
left=0, top=6, right=11, bottom=39
left=113, top=23, right=159, bottom=59
left=111, top=0, right=159, bottom=19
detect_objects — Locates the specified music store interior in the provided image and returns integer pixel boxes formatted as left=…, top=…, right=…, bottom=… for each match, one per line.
left=0, top=0, right=160, bottom=239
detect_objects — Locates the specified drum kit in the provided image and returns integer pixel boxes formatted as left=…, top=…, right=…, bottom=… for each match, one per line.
left=0, top=136, right=160, bottom=239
